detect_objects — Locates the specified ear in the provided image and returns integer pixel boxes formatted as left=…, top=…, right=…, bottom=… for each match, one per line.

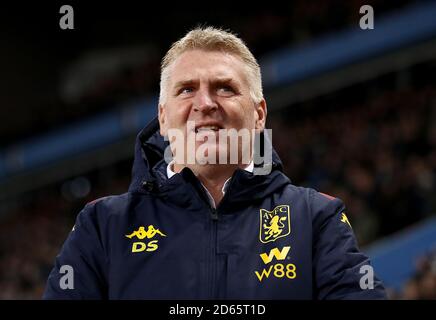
left=254, top=99, right=267, bottom=131
left=158, top=104, right=167, bottom=136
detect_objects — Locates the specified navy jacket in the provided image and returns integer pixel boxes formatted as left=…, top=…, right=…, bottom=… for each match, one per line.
left=43, top=118, right=387, bottom=299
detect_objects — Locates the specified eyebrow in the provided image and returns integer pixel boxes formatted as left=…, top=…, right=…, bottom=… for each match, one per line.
left=173, top=79, right=197, bottom=91
left=172, top=77, right=240, bottom=91
left=213, top=78, right=240, bottom=87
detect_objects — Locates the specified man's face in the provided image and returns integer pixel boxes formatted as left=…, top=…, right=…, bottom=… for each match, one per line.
left=159, top=49, right=266, bottom=166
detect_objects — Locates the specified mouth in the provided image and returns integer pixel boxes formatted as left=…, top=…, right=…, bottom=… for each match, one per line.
left=194, top=123, right=224, bottom=133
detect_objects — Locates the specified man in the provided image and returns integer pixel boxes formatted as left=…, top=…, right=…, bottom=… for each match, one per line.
left=43, top=27, right=386, bottom=299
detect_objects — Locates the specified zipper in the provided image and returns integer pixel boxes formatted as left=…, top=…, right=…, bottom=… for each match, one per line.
left=194, top=186, right=219, bottom=298
left=209, top=208, right=218, bottom=298
left=196, top=172, right=240, bottom=298
left=205, top=172, right=240, bottom=298
left=210, top=207, right=218, bottom=220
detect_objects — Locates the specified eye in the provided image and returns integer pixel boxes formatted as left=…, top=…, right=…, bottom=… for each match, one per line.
left=178, top=87, right=194, bottom=95
left=217, top=85, right=235, bottom=96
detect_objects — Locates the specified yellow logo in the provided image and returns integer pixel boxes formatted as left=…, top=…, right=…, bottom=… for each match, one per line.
left=259, top=205, right=291, bottom=243
left=125, top=225, right=166, bottom=253
left=340, top=213, right=352, bottom=228
left=259, top=246, right=290, bottom=264
left=125, top=225, right=166, bottom=239
left=255, top=246, right=296, bottom=282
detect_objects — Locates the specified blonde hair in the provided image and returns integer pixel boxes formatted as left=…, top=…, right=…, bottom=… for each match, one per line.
left=159, top=26, right=263, bottom=105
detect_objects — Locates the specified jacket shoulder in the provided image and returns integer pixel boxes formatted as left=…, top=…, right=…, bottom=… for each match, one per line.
left=83, top=192, right=131, bottom=219
left=281, top=184, right=345, bottom=224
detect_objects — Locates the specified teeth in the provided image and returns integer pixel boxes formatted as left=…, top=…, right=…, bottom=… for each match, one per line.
left=196, top=126, right=219, bottom=132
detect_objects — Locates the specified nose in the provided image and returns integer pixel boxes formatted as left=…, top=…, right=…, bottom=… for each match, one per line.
left=193, top=88, right=218, bottom=115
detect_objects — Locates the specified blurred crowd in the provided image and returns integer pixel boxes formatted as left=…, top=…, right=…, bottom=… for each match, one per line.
left=0, top=166, right=131, bottom=299
left=391, top=250, right=436, bottom=299
left=0, top=197, right=71, bottom=299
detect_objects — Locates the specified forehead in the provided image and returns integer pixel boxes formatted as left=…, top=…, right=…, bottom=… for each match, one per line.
left=169, top=49, right=249, bottom=86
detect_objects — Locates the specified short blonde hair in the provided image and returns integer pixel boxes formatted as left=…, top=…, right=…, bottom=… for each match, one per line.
left=159, top=26, right=263, bottom=105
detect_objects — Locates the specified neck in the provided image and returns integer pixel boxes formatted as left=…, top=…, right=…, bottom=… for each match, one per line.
left=173, top=163, right=246, bottom=206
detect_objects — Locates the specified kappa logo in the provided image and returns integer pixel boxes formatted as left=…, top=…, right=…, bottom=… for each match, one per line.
left=125, top=225, right=166, bottom=253
left=259, top=205, right=291, bottom=243
left=126, top=225, right=166, bottom=239
left=340, top=212, right=352, bottom=228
